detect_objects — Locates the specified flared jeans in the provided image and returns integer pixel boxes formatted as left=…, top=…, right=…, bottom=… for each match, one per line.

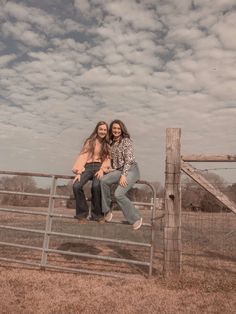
left=100, top=163, right=141, bottom=224
left=73, top=162, right=102, bottom=219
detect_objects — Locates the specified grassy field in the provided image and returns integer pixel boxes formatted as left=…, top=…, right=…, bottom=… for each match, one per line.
left=0, top=206, right=235, bottom=313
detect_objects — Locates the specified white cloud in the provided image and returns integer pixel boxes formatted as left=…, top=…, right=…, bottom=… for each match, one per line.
left=212, top=12, right=236, bottom=50
left=3, top=1, right=62, bottom=35
left=2, top=21, right=48, bottom=47
left=74, top=0, right=91, bottom=15
left=0, top=54, right=16, bottom=67
left=106, top=1, right=161, bottom=31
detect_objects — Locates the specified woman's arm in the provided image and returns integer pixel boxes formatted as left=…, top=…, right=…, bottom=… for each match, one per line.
left=72, top=154, right=87, bottom=174
left=121, top=138, right=135, bottom=176
left=95, top=157, right=111, bottom=179
left=100, top=158, right=112, bottom=173
left=72, top=141, right=89, bottom=174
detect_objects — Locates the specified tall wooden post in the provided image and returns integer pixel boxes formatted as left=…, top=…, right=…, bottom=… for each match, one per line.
left=164, top=128, right=182, bottom=276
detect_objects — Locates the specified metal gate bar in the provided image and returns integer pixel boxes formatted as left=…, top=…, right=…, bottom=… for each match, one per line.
left=0, top=225, right=151, bottom=246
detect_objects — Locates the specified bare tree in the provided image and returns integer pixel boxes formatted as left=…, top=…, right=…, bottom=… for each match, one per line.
left=225, top=183, right=236, bottom=203
left=182, top=172, right=228, bottom=211
left=0, top=175, right=37, bottom=206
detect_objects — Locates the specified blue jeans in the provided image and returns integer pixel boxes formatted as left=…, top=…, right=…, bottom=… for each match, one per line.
left=73, top=162, right=102, bottom=219
left=100, top=163, right=141, bottom=224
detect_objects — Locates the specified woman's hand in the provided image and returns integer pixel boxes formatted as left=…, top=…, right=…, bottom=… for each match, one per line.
left=73, top=174, right=81, bottom=183
left=95, top=169, right=104, bottom=179
left=119, top=175, right=128, bottom=187
left=72, top=167, right=77, bottom=174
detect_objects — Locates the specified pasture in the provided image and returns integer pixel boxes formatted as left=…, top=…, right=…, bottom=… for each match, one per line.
left=0, top=206, right=235, bottom=313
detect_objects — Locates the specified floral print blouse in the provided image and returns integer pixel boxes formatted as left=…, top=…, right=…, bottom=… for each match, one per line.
left=111, top=137, right=136, bottom=176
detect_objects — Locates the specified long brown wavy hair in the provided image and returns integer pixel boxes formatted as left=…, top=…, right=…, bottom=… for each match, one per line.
left=81, top=121, right=110, bottom=161
left=109, top=119, right=130, bottom=143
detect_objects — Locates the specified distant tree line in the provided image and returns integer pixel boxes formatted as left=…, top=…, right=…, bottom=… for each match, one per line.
left=181, top=172, right=236, bottom=212
left=0, top=175, right=49, bottom=207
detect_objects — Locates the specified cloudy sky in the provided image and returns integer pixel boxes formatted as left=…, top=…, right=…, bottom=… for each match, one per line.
left=0, top=0, right=236, bottom=186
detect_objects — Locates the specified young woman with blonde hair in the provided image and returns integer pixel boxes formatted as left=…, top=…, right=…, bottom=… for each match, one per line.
left=72, top=121, right=110, bottom=222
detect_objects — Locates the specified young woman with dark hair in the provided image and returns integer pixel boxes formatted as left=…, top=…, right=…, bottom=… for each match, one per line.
left=100, top=120, right=143, bottom=230
left=72, top=121, right=110, bottom=223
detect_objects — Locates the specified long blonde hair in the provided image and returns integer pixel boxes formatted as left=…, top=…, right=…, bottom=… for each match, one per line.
left=81, top=121, right=110, bottom=161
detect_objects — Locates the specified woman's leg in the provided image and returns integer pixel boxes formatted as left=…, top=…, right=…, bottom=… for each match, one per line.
left=114, top=164, right=141, bottom=224
left=89, top=162, right=103, bottom=219
left=100, top=170, right=121, bottom=214
left=91, top=177, right=102, bottom=219
left=72, top=168, right=93, bottom=218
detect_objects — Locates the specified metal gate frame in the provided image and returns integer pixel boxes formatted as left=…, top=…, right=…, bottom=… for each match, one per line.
left=0, top=171, right=157, bottom=278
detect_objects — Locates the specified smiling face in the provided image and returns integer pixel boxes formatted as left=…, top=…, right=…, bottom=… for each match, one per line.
left=112, top=123, right=122, bottom=139
left=97, top=124, right=108, bottom=139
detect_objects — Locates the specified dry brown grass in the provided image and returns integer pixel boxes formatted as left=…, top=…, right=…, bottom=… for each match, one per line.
left=0, top=206, right=235, bottom=313
left=0, top=265, right=235, bottom=314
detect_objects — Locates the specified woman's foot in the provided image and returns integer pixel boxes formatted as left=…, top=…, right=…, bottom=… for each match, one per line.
left=74, top=215, right=88, bottom=224
left=132, top=218, right=143, bottom=230
left=77, top=217, right=87, bottom=224
left=104, top=211, right=113, bottom=222
left=95, top=216, right=105, bottom=224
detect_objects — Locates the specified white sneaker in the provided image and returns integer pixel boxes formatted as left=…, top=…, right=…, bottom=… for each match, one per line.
left=132, top=218, right=143, bottom=230
left=104, top=211, right=113, bottom=222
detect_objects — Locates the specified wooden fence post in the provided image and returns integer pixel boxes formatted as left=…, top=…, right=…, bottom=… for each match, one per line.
left=164, top=128, right=182, bottom=276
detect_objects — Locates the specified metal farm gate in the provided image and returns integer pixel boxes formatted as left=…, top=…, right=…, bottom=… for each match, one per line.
left=0, top=171, right=158, bottom=278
